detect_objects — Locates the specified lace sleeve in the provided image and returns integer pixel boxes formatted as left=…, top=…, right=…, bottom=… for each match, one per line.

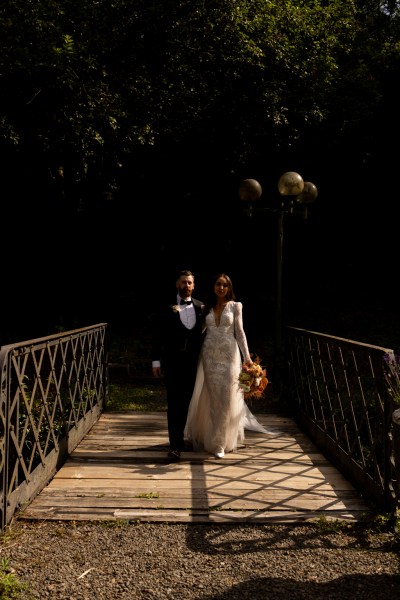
left=234, top=302, right=251, bottom=363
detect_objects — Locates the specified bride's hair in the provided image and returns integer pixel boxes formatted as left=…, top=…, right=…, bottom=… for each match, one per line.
left=203, top=272, right=236, bottom=316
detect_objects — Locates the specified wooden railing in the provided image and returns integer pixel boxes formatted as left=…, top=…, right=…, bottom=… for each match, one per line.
left=0, top=324, right=108, bottom=531
left=286, top=326, right=399, bottom=515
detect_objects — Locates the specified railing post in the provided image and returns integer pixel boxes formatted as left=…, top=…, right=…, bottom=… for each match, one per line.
left=392, top=408, right=400, bottom=529
left=0, top=347, right=10, bottom=532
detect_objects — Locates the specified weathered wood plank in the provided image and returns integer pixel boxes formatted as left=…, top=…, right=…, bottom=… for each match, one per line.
left=22, top=496, right=365, bottom=511
left=52, top=464, right=352, bottom=482
left=28, top=478, right=358, bottom=492
left=20, top=506, right=365, bottom=524
left=30, top=487, right=362, bottom=501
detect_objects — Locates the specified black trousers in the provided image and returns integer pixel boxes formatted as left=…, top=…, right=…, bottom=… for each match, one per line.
left=164, top=354, right=198, bottom=450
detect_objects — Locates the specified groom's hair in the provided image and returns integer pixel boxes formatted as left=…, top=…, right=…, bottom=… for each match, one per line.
left=176, top=269, right=194, bottom=281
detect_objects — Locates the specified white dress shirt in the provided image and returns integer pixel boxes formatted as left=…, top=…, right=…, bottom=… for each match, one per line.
left=178, top=295, right=196, bottom=330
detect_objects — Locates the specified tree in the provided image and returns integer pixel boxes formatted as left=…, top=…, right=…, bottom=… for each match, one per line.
left=2, top=0, right=391, bottom=199
left=0, top=1, right=398, bottom=337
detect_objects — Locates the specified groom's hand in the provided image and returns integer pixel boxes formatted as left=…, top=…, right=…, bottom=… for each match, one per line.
left=152, top=366, right=161, bottom=378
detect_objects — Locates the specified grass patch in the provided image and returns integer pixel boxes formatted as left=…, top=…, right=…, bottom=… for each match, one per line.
left=107, top=382, right=167, bottom=412
left=0, top=558, right=26, bottom=599
left=100, top=519, right=130, bottom=528
left=312, top=515, right=351, bottom=533
left=136, top=492, right=160, bottom=499
left=107, top=379, right=278, bottom=414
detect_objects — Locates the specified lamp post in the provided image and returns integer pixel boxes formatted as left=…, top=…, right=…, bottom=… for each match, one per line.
left=239, top=173, right=318, bottom=395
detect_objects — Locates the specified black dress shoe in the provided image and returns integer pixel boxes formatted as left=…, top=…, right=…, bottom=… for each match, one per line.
left=167, top=449, right=181, bottom=461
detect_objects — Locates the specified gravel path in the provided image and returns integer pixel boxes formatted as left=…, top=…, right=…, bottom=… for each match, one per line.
left=1, top=519, right=399, bottom=599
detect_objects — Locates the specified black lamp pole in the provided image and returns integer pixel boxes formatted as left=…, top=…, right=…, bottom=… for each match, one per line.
left=275, top=207, right=284, bottom=391
left=239, top=173, right=318, bottom=395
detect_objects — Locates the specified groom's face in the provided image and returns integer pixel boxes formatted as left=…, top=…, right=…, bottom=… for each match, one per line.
left=176, top=276, right=195, bottom=299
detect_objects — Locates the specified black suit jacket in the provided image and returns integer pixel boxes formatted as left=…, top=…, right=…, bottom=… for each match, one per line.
left=151, top=298, right=204, bottom=373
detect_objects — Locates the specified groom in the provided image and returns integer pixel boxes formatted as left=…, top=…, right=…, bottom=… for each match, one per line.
left=151, top=270, right=205, bottom=461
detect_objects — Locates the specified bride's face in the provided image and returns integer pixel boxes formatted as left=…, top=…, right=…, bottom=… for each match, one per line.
left=214, top=277, right=229, bottom=299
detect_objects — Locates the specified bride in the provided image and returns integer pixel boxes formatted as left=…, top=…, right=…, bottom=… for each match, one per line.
left=184, top=272, right=269, bottom=459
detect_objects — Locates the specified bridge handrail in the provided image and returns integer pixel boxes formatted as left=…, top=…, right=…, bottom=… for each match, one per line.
left=0, top=323, right=108, bottom=531
left=286, top=326, right=399, bottom=514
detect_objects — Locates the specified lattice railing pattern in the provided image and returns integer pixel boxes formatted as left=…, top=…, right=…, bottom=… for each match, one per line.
left=0, top=323, right=108, bottom=530
left=286, top=326, right=397, bottom=510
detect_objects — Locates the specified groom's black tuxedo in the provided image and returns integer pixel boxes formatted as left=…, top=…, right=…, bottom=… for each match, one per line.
left=151, top=298, right=204, bottom=452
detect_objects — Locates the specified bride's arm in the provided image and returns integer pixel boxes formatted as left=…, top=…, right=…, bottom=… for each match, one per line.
left=234, top=302, right=251, bottom=364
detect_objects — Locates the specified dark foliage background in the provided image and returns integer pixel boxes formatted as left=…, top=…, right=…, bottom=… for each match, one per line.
left=1, top=1, right=399, bottom=351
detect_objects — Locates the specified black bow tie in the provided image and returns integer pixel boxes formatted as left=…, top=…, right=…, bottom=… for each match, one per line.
left=180, top=299, right=192, bottom=305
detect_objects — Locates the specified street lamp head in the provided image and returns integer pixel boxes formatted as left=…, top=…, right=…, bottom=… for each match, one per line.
left=238, top=179, right=262, bottom=202
left=295, top=181, right=318, bottom=204
left=277, top=172, right=304, bottom=196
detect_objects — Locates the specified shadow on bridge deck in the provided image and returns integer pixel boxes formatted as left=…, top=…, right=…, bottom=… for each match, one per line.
left=19, top=411, right=371, bottom=524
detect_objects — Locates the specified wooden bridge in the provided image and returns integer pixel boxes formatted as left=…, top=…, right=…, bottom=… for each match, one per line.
left=3, top=324, right=398, bottom=531
left=20, top=410, right=370, bottom=524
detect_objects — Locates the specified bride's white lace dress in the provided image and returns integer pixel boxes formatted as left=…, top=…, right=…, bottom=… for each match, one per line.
left=184, top=300, right=268, bottom=454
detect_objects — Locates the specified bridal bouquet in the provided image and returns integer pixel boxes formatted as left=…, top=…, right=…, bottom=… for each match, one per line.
left=238, top=355, right=268, bottom=400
